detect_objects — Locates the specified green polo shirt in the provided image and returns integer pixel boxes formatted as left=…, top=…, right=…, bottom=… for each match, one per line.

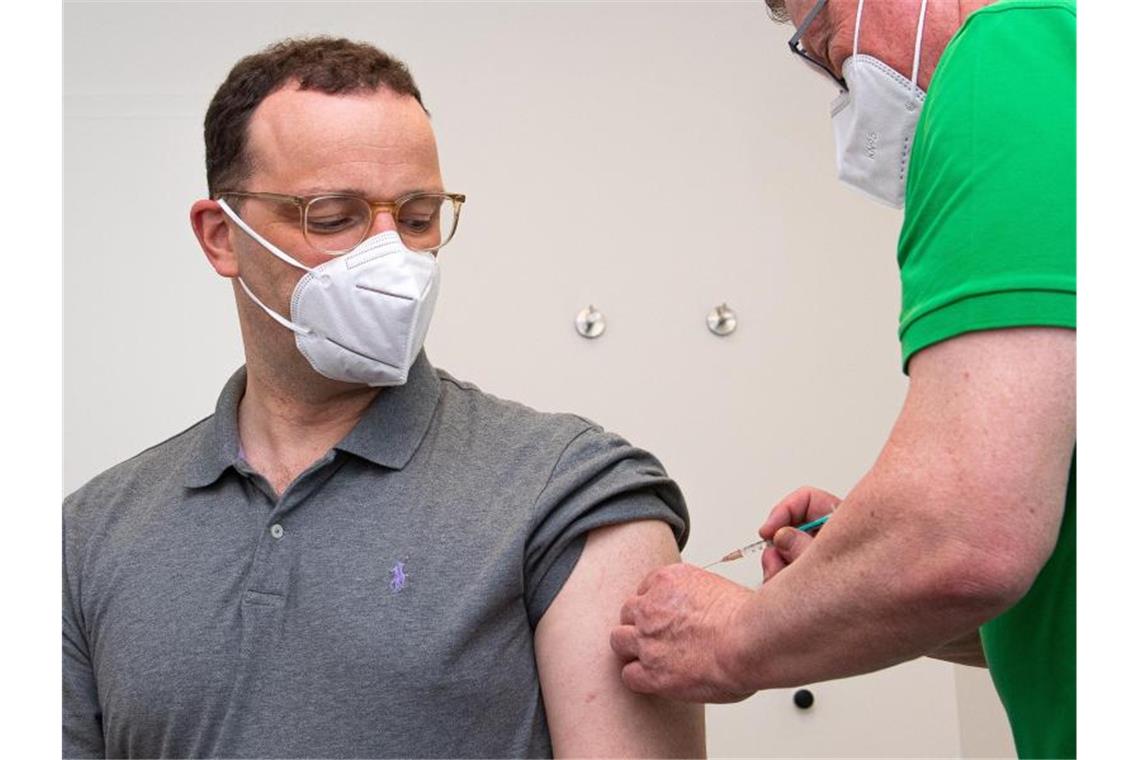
left=897, top=2, right=1075, bottom=757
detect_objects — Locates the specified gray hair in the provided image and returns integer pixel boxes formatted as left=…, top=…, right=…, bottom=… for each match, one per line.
left=765, top=0, right=792, bottom=22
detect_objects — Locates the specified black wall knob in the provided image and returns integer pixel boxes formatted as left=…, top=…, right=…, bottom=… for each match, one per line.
left=793, top=688, right=814, bottom=709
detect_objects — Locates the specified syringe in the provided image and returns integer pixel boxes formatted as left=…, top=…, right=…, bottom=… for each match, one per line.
left=702, top=514, right=832, bottom=569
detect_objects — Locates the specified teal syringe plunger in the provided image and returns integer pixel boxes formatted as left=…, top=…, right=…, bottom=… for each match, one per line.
left=704, top=514, right=832, bottom=569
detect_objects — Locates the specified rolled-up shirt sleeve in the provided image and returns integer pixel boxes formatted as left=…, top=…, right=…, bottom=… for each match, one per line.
left=523, top=424, right=690, bottom=628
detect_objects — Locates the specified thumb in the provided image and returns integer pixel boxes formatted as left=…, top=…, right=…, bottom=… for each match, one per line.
left=772, top=527, right=813, bottom=564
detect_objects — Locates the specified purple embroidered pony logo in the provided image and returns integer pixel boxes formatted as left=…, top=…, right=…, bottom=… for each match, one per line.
left=389, top=561, right=409, bottom=593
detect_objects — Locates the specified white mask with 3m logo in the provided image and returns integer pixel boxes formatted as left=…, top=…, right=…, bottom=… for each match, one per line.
left=217, top=198, right=439, bottom=387
left=830, top=0, right=929, bottom=208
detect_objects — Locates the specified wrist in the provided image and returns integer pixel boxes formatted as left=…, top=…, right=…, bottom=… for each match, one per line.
left=713, top=591, right=766, bottom=698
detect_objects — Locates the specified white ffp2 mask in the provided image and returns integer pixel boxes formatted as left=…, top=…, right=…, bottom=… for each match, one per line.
left=217, top=198, right=439, bottom=387
left=830, top=0, right=929, bottom=208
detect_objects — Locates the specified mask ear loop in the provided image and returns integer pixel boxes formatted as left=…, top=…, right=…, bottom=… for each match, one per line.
left=909, top=0, right=930, bottom=105
left=215, top=198, right=316, bottom=273
left=215, top=197, right=315, bottom=336
left=235, top=278, right=312, bottom=336
left=853, top=0, right=928, bottom=99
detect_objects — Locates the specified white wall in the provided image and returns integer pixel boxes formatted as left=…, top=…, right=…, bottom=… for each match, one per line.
left=64, top=2, right=1014, bottom=756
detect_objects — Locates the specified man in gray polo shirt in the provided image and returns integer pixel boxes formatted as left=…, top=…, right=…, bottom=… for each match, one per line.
left=63, top=37, right=704, bottom=758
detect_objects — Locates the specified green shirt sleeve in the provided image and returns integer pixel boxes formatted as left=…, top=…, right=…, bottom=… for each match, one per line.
left=896, top=0, right=1075, bottom=373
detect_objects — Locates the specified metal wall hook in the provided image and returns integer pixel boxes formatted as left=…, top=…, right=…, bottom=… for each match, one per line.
left=575, top=305, right=606, bottom=338
left=706, top=303, right=738, bottom=336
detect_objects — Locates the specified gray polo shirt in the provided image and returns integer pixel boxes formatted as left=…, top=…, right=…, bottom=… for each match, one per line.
left=63, top=353, right=689, bottom=759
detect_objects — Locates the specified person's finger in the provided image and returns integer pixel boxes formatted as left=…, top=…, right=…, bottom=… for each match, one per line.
left=609, top=625, right=640, bottom=661
left=761, top=544, right=787, bottom=582
left=760, top=486, right=841, bottom=539
left=620, top=660, right=655, bottom=694
left=759, top=486, right=813, bottom=539
left=773, top=526, right=814, bottom=563
left=636, top=567, right=661, bottom=595
left=803, top=490, right=841, bottom=521
left=619, top=596, right=638, bottom=626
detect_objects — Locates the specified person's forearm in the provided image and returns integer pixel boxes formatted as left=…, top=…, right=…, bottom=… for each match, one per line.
left=707, top=330, right=1074, bottom=695
left=721, top=468, right=1021, bottom=691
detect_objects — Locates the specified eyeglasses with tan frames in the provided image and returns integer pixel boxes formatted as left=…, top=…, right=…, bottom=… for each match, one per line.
left=215, top=190, right=466, bottom=254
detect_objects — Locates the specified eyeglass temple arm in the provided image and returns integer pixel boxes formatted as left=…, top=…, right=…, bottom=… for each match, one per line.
left=789, top=0, right=829, bottom=48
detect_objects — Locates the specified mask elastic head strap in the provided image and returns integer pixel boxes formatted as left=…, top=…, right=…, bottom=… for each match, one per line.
left=910, top=0, right=930, bottom=88
left=853, top=0, right=929, bottom=93
left=215, top=198, right=315, bottom=337
left=215, top=198, right=316, bottom=274
left=853, top=0, right=865, bottom=58
left=235, top=277, right=312, bottom=336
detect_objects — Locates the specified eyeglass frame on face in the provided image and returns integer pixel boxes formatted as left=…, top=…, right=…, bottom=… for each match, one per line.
left=214, top=189, right=467, bottom=254
left=787, top=0, right=847, bottom=90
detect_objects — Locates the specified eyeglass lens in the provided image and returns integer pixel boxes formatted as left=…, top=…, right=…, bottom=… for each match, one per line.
left=304, top=195, right=458, bottom=253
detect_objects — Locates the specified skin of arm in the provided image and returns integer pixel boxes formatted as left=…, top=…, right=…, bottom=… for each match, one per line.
left=724, top=327, right=1075, bottom=690
left=760, top=489, right=988, bottom=668
left=611, top=327, right=1073, bottom=700
left=535, top=520, right=706, bottom=758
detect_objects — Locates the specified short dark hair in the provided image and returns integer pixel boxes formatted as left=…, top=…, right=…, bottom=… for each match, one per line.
left=204, top=36, right=427, bottom=197
left=765, top=0, right=792, bottom=23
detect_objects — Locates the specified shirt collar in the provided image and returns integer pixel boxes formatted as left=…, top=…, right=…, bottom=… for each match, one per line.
left=182, top=365, right=246, bottom=488
left=334, top=352, right=441, bottom=469
left=182, top=352, right=441, bottom=488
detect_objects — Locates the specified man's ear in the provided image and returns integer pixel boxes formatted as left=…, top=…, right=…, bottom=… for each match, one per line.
left=190, top=199, right=239, bottom=278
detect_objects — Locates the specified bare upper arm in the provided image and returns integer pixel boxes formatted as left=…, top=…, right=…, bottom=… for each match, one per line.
left=885, top=327, right=1075, bottom=593
left=534, top=519, right=706, bottom=758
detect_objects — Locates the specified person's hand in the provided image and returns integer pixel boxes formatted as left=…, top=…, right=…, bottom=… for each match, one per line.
left=759, top=486, right=841, bottom=582
left=610, top=563, right=756, bottom=703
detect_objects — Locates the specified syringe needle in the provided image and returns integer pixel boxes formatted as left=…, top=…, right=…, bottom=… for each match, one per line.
left=702, top=542, right=763, bottom=569
left=703, top=513, right=834, bottom=570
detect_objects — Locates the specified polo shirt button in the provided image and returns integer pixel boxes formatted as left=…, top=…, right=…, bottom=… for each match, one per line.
left=269, top=523, right=284, bottom=539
